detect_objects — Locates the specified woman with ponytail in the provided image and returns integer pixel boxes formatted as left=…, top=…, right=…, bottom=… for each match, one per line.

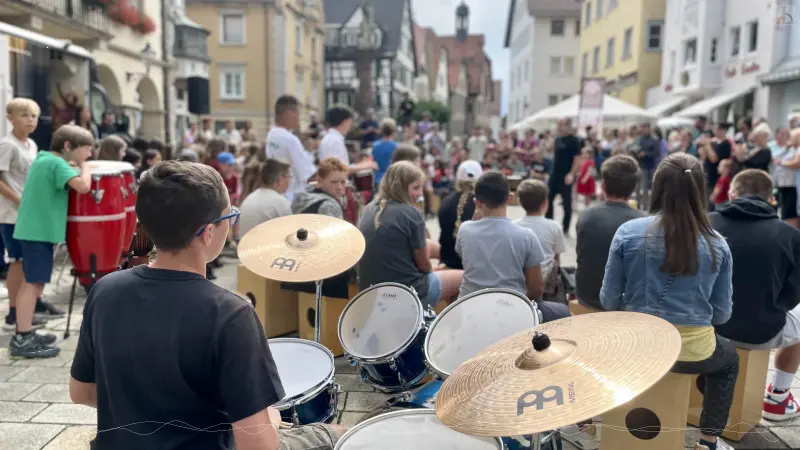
left=600, top=153, right=738, bottom=450
left=358, top=161, right=463, bottom=308
left=437, top=160, right=482, bottom=269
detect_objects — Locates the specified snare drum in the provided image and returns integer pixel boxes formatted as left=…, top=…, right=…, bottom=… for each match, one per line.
left=269, top=338, right=339, bottom=425
left=424, top=288, right=540, bottom=379
left=335, top=409, right=503, bottom=450
left=338, top=283, right=430, bottom=392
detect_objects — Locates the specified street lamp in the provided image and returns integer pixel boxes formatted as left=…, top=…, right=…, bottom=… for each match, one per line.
left=126, top=43, right=157, bottom=82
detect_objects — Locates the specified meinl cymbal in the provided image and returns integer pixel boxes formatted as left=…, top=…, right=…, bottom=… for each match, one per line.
left=435, top=312, right=681, bottom=437
left=237, top=214, right=365, bottom=283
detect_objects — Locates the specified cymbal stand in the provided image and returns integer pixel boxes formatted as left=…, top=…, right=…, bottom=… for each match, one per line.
left=314, top=279, right=324, bottom=343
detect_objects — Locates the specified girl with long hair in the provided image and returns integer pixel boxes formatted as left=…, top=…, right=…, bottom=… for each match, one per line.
left=437, top=160, right=482, bottom=270
left=136, top=149, right=163, bottom=180
left=600, top=153, right=737, bottom=450
left=358, top=161, right=463, bottom=308
left=96, top=135, right=127, bottom=161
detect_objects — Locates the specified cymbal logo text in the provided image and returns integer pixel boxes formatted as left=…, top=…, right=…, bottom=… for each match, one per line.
left=270, top=257, right=301, bottom=272
left=517, top=386, right=564, bottom=415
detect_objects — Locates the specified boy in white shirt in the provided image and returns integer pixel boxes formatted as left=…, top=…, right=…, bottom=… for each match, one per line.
left=266, top=95, right=316, bottom=202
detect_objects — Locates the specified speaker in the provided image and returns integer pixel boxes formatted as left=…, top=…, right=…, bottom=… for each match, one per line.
left=187, top=77, right=210, bottom=115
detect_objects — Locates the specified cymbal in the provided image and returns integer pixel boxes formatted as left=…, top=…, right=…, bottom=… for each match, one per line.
left=237, top=214, right=365, bottom=283
left=435, top=312, right=681, bottom=437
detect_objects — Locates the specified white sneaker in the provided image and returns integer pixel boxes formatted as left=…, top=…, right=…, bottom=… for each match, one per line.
left=694, top=438, right=734, bottom=450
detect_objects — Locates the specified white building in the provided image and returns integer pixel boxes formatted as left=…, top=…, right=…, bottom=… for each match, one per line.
left=658, top=0, right=793, bottom=124
left=504, top=0, right=582, bottom=127
left=761, top=0, right=800, bottom=125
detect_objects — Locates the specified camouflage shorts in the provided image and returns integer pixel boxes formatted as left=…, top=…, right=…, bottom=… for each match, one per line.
left=280, top=424, right=341, bottom=450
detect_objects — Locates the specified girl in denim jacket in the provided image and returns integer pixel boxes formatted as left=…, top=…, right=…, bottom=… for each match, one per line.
left=600, top=153, right=738, bottom=450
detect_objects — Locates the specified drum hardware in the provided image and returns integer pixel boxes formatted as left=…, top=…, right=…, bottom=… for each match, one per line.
left=128, top=182, right=137, bottom=195
left=120, top=186, right=128, bottom=198
left=237, top=214, right=365, bottom=345
left=434, top=312, right=682, bottom=438
left=91, top=189, right=104, bottom=204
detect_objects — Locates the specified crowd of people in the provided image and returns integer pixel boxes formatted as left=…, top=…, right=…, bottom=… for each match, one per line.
left=1, top=87, right=800, bottom=450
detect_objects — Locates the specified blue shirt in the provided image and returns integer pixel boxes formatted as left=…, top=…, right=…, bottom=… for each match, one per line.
left=600, top=215, right=733, bottom=327
left=372, top=140, right=397, bottom=184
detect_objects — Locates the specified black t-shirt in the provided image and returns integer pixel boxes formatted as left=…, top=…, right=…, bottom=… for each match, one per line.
left=399, top=100, right=415, bottom=118
left=705, top=140, right=731, bottom=189
left=437, top=190, right=476, bottom=270
left=552, top=135, right=582, bottom=178
left=71, top=266, right=285, bottom=450
left=741, top=147, right=772, bottom=172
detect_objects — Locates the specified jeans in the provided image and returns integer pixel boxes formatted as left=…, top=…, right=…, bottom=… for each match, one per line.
left=671, top=334, right=739, bottom=437
left=637, top=167, right=655, bottom=211
left=545, top=176, right=573, bottom=232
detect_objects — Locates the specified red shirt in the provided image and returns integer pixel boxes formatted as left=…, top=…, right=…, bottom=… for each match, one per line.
left=222, top=173, right=240, bottom=204
left=712, top=175, right=731, bottom=204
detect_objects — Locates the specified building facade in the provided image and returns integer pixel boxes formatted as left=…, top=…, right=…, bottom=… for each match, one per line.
left=170, top=0, right=211, bottom=143
left=448, top=61, right=469, bottom=137
left=439, top=34, right=493, bottom=133
left=187, top=0, right=325, bottom=137
left=324, top=0, right=417, bottom=119
left=505, top=0, right=581, bottom=126
left=664, top=0, right=792, bottom=124
left=761, top=0, right=800, bottom=126
left=578, top=0, right=666, bottom=108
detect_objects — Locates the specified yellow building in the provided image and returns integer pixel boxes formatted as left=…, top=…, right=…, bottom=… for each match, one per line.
left=578, top=0, right=666, bottom=107
left=186, top=0, right=325, bottom=138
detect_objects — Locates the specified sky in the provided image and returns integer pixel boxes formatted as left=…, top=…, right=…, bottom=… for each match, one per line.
left=411, top=0, right=511, bottom=115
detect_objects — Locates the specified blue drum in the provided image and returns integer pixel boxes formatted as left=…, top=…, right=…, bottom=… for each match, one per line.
left=338, top=283, right=430, bottom=393
left=269, top=338, right=339, bottom=425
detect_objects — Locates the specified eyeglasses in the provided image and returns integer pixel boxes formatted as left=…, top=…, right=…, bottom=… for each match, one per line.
left=196, top=207, right=240, bottom=236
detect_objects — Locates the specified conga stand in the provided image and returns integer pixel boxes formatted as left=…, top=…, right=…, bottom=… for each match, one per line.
left=64, top=255, right=98, bottom=339
left=313, top=279, right=323, bottom=343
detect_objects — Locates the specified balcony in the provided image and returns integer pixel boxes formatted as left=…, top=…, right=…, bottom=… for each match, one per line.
left=0, top=0, right=111, bottom=41
left=173, top=23, right=210, bottom=63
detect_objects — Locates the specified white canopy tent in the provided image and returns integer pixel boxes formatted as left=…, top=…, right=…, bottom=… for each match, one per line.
left=509, top=94, right=656, bottom=131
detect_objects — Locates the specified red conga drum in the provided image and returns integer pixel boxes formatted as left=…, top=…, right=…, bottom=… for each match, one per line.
left=352, top=170, right=374, bottom=205
left=66, top=162, right=126, bottom=287
left=114, top=162, right=137, bottom=256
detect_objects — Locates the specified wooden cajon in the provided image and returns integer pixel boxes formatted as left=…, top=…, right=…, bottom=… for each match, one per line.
left=569, top=299, right=602, bottom=316
left=687, top=348, right=770, bottom=441
left=297, top=283, right=359, bottom=357
left=236, top=264, right=298, bottom=337
left=600, top=372, right=693, bottom=450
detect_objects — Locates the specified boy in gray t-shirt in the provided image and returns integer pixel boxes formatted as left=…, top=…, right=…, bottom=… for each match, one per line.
left=456, top=171, right=570, bottom=322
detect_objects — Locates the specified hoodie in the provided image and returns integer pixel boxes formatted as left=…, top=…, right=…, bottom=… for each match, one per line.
left=710, top=195, right=800, bottom=344
left=290, top=187, right=344, bottom=219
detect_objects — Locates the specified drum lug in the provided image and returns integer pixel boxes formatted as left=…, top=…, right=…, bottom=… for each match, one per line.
left=399, top=391, right=413, bottom=402
left=388, top=359, right=398, bottom=371
left=291, top=409, right=300, bottom=427
left=424, top=305, right=436, bottom=321
left=347, top=355, right=358, bottom=366
left=129, top=182, right=138, bottom=195
left=120, top=186, right=128, bottom=199
left=360, top=370, right=368, bottom=382
left=91, top=189, right=105, bottom=204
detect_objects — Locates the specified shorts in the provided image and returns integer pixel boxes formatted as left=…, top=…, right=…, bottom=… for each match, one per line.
left=731, top=303, right=800, bottom=350
left=0, top=224, right=22, bottom=260
left=779, top=187, right=798, bottom=219
left=422, top=272, right=443, bottom=309
left=279, top=423, right=340, bottom=450
left=19, top=240, right=55, bottom=284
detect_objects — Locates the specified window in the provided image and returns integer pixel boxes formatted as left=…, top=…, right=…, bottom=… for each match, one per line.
left=582, top=52, right=588, bottom=76
left=596, top=0, right=604, bottom=19
left=551, top=19, right=565, bottom=36
left=550, top=56, right=561, bottom=75
left=606, top=38, right=615, bottom=68
left=548, top=94, right=559, bottom=106
left=669, top=50, right=676, bottom=78
left=510, top=71, right=514, bottom=90
left=622, top=27, right=633, bottom=60
left=563, top=56, right=575, bottom=75
left=296, top=71, right=305, bottom=99
left=747, top=21, right=758, bottom=52
left=295, top=24, right=303, bottom=55
left=592, top=46, right=600, bottom=73
left=524, top=60, right=529, bottom=81
left=730, top=26, right=741, bottom=57
left=585, top=2, right=592, bottom=27
left=576, top=19, right=581, bottom=36
left=710, top=38, right=718, bottom=63
left=219, top=66, right=245, bottom=100
left=221, top=13, right=244, bottom=44
left=684, top=38, right=697, bottom=65
left=646, top=21, right=664, bottom=51
left=311, top=36, right=317, bottom=61
left=311, top=78, right=319, bottom=109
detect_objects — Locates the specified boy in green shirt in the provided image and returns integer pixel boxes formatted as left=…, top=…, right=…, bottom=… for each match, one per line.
left=11, top=125, right=93, bottom=359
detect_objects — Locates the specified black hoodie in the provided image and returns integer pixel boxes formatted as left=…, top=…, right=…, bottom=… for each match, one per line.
left=710, top=196, right=800, bottom=344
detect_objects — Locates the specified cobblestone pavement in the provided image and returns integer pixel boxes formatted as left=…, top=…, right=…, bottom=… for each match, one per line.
left=1, top=207, right=800, bottom=449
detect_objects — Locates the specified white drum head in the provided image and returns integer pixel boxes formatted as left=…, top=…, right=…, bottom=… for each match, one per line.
left=335, top=409, right=502, bottom=449
left=339, top=283, right=423, bottom=361
left=269, top=338, right=333, bottom=406
left=425, top=289, right=537, bottom=378
left=88, top=160, right=134, bottom=175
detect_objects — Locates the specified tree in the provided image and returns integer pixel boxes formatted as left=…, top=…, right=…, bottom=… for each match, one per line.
left=410, top=100, right=452, bottom=125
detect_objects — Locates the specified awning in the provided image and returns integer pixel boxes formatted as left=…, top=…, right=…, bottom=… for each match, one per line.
left=646, top=96, right=688, bottom=117
left=673, top=86, right=755, bottom=118
left=760, top=58, right=800, bottom=85
left=0, top=21, right=93, bottom=60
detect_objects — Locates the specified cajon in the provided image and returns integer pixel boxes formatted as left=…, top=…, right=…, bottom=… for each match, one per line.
left=569, top=299, right=602, bottom=316
left=237, top=264, right=298, bottom=337
left=600, top=372, right=692, bottom=450
left=687, top=348, right=770, bottom=441
left=297, top=284, right=359, bottom=357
